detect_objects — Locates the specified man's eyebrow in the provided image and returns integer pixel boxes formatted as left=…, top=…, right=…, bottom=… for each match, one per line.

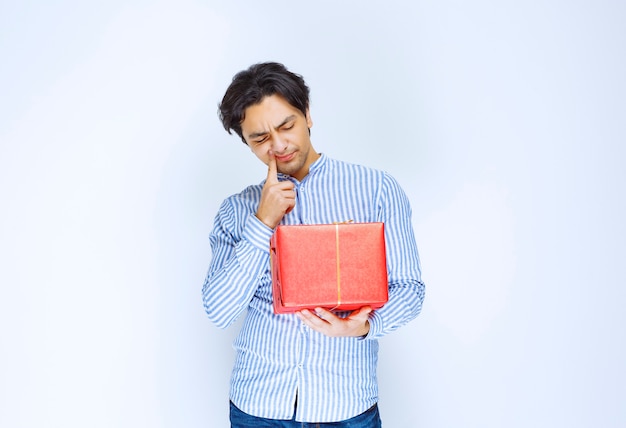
left=247, top=115, right=297, bottom=140
left=276, top=115, right=297, bottom=128
left=248, top=130, right=268, bottom=139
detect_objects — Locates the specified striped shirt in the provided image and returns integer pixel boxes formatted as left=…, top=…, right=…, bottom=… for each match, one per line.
left=202, top=154, right=425, bottom=423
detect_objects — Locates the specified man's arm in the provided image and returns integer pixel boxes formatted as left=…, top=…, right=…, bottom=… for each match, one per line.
left=202, top=200, right=273, bottom=329
left=365, top=172, right=425, bottom=339
left=202, top=154, right=295, bottom=328
left=296, top=173, right=425, bottom=338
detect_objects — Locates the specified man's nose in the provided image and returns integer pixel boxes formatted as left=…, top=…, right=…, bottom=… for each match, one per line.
left=271, top=135, right=288, bottom=153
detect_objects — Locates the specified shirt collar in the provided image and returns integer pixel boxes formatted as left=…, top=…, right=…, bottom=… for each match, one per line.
left=308, top=152, right=327, bottom=175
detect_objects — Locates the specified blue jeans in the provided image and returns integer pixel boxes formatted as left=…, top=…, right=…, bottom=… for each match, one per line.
left=229, top=401, right=382, bottom=428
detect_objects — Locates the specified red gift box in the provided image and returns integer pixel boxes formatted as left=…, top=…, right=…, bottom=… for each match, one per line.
left=270, top=222, right=388, bottom=314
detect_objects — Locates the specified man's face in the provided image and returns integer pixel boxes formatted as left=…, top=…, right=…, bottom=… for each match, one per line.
left=241, top=94, right=318, bottom=181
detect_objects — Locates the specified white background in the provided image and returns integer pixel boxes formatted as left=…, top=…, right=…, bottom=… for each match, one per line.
left=1, top=1, right=624, bottom=427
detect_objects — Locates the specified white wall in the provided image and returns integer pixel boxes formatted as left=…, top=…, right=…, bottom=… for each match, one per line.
left=1, top=1, right=624, bottom=427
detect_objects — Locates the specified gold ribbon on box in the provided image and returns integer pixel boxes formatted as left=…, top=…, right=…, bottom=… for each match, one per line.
left=330, top=220, right=353, bottom=310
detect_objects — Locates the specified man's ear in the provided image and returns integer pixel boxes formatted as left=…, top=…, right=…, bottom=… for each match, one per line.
left=306, top=108, right=313, bottom=129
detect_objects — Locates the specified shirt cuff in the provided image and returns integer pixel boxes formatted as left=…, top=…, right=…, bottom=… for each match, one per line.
left=361, top=310, right=383, bottom=340
left=242, top=214, right=275, bottom=252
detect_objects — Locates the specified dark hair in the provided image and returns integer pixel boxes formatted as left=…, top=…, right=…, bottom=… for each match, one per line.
left=218, top=62, right=310, bottom=144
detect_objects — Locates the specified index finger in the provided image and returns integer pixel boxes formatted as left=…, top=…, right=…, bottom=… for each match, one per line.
left=266, top=151, right=278, bottom=184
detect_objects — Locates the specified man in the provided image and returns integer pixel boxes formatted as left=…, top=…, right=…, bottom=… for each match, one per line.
left=202, top=62, right=425, bottom=427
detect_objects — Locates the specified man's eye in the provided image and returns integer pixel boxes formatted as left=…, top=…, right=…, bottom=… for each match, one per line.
left=283, top=124, right=294, bottom=130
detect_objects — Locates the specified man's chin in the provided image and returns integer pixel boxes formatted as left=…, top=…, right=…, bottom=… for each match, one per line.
left=277, top=160, right=302, bottom=176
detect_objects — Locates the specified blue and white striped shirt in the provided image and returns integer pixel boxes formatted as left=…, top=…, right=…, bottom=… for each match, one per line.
left=202, top=154, right=425, bottom=423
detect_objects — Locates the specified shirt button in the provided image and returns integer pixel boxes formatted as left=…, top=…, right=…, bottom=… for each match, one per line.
left=297, top=364, right=303, bottom=368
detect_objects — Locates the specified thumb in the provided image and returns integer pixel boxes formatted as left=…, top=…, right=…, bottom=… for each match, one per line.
left=266, top=151, right=278, bottom=184
left=350, top=306, right=372, bottom=320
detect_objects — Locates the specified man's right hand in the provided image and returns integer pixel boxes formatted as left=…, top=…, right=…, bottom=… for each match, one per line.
left=255, top=152, right=296, bottom=229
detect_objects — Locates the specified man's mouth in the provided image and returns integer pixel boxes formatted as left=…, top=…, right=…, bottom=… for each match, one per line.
left=275, top=152, right=296, bottom=162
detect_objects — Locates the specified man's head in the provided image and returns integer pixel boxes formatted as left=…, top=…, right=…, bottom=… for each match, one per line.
left=219, top=62, right=311, bottom=145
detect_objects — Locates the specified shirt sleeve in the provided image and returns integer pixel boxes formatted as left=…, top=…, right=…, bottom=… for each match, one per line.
left=201, top=198, right=274, bottom=329
left=364, top=173, right=425, bottom=339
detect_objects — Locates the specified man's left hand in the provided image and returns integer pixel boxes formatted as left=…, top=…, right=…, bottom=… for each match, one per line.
left=296, top=306, right=372, bottom=337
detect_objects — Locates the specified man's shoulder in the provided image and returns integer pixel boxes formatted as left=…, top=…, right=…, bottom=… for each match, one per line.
left=219, top=182, right=263, bottom=207
left=325, top=156, right=394, bottom=182
left=325, top=156, right=385, bottom=175
left=325, top=157, right=407, bottom=197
